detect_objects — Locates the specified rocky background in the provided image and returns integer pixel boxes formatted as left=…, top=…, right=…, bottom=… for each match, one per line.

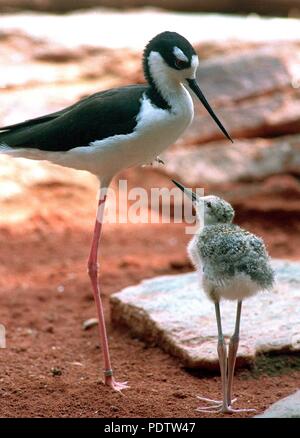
left=0, top=5, right=299, bottom=418
left=1, top=0, right=300, bottom=16
left=1, top=8, right=300, bottom=253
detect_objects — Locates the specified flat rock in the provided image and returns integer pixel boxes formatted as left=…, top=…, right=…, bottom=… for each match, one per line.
left=255, top=390, right=300, bottom=418
left=195, top=45, right=300, bottom=105
left=186, top=90, right=300, bottom=145
left=110, top=259, right=300, bottom=369
left=182, top=45, right=300, bottom=145
left=161, top=135, right=300, bottom=185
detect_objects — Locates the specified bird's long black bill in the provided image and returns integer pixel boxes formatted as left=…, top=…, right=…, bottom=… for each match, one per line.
left=186, top=78, right=233, bottom=143
left=172, top=179, right=197, bottom=202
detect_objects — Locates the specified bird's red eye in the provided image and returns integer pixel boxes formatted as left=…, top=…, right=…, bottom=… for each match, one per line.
left=174, top=58, right=186, bottom=69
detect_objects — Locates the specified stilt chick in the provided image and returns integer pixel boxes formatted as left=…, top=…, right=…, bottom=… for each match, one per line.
left=173, top=180, right=274, bottom=414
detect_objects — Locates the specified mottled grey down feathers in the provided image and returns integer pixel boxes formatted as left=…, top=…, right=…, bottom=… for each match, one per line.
left=198, top=223, right=274, bottom=290
left=185, top=194, right=274, bottom=301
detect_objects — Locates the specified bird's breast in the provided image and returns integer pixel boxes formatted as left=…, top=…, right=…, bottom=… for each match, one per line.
left=63, top=90, right=194, bottom=177
left=128, top=90, right=194, bottom=163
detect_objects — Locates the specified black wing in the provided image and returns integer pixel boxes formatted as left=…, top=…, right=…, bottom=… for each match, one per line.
left=0, top=85, right=146, bottom=152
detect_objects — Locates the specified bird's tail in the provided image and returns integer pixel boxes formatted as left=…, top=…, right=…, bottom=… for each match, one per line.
left=0, top=143, right=52, bottom=161
left=0, top=141, right=25, bottom=158
left=0, top=142, right=21, bottom=159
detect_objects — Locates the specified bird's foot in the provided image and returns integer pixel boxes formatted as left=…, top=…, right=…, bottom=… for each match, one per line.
left=141, top=156, right=165, bottom=167
left=155, top=156, right=165, bottom=165
left=104, top=371, right=129, bottom=393
left=196, top=396, right=238, bottom=412
left=219, top=406, right=256, bottom=414
left=196, top=398, right=255, bottom=414
left=196, top=395, right=237, bottom=406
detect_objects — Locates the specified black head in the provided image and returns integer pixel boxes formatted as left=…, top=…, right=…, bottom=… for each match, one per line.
left=172, top=180, right=235, bottom=225
left=143, top=31, right=196, bottom=72
left=143, top=31, right=233, bottom=143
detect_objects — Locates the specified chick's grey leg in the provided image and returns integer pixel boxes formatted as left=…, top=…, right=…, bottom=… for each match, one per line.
left=141, top=156, right=165, bottom=167
left=227, top=300, right=242, bottom=405
left=155, top=156, right=165, bottom=165
left=215, top=301, right=229, bottom=411
left=197, top=300, right=256, bottom=414
left=197, top=301, right=228, bottom=413
left=221, top=300, right=255, bottom=413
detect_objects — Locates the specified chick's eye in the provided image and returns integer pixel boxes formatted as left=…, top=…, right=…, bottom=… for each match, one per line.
left=207, top=202, right=212, bottom=208
left=174, top=58, right=186, bottom=69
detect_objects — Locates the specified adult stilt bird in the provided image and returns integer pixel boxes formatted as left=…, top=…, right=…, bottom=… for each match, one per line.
left=0, top=31, right=232, bottom=391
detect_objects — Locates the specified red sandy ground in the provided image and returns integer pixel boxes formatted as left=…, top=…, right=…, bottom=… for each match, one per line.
left=0, top=167, right=299, bottom=418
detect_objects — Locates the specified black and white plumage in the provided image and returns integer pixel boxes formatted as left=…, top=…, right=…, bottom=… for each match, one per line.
left=173, top=180, right=274, bottom=414
left=0, top=31, right=231, bottom=177
left=0, top=31, right=232, bottom=393
left=0, top=86, right=145, bottom=152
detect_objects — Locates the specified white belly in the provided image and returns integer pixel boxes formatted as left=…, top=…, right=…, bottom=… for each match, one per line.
left=188, top=238, right=261, bottom=302
left=61, top=89, right=194, bottom=176
left=202, top=273, right=260, bottom=302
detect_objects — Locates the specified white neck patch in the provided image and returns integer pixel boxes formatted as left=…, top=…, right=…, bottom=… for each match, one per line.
left=173, top=46, right=188, bottom=63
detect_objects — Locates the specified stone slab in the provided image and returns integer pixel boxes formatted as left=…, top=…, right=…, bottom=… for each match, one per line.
left=161, top=135, right=300, bottom=185
left=111, top=259, right=300, bottom=369
left=184, top=45, right=300, bottom=144
left=255, top=390, right=300, bottom=418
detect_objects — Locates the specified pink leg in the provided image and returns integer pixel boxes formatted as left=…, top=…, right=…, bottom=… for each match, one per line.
left=87, top=180, right=129, bottom=392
